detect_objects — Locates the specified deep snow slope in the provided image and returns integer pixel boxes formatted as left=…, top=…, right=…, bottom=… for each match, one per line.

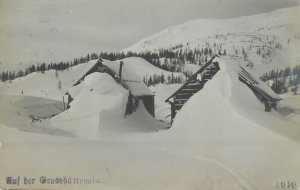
left=124, top=6, right=300, bottom=75
left=160, top=56, right=300, bottom=189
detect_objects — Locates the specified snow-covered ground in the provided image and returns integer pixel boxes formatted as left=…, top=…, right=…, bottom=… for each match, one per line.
left=1, top=6, right=300, bottom=190
left=1, top=56, right=300, bottom=190
left=278, top=94, right=300, bottom=125
left=0, top=93, right=71, bottom=136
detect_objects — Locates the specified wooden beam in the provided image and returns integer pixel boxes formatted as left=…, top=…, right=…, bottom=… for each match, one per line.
left=240, top=67, right=259, bottom=84
left=184, top=84, right=204, bottom=90
left=165, top=55, right=219, bottom=102
left=239, top=71, right=281, bottom=102
left=174, top=98, right=189, bottom=102
left=175, top=93, right=195, bottom=99
left=174, top=104, right=184, bottom=110
left=180, top=89, right=200, bottom=94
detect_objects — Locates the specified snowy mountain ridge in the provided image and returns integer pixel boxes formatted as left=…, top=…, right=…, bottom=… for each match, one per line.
left=124, top=6, right=299, bottom=52
left=124, top=6, right=300, bottom=75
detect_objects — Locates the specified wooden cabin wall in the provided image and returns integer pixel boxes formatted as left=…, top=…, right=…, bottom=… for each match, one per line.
left=168, top=61, right=220, bottom=121
left=142, top=96, right=155, bottom=117
left=126, top=93, right=134, bottom=115
left=125, top=93, right=140, bottom=116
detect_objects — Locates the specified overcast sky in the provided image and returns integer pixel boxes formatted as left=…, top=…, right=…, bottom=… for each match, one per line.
left=0, top=0, right=299, bottom=66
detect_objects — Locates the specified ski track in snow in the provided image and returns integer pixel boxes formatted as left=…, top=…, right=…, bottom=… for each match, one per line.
left=134, top=143, right=259, bottom=190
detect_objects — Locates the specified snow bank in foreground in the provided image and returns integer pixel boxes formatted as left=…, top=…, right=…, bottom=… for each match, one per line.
left=0, top=122, right=256, bottom=190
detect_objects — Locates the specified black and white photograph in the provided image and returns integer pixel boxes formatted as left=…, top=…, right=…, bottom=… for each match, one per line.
left=0, top=0, right=299, bottom=189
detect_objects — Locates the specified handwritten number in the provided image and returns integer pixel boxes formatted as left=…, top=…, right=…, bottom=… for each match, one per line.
left=277, top=181, right=297, bottom=189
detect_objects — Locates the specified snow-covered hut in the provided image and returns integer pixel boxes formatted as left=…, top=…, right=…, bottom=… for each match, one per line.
left=66, top=59, right=155, bottom=117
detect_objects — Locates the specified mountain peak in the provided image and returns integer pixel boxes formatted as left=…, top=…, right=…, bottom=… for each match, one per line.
left=124, top=5, right=299, bottom=53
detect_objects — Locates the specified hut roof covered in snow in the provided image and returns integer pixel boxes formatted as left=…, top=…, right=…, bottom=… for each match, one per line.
left=72, top=60, right=100, bottom=86
left=71, top=59, right=154, bottom=97
left=238, top=66, right=282, bottom=101
left=103, top=60, right=154, bottom=97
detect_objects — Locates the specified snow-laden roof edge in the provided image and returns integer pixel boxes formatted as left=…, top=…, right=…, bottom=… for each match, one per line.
left=104, top=59, right=154, bottom=96
left=165, top=55, right=219, bottom=102
left=68, top=59, right=154, bottom=97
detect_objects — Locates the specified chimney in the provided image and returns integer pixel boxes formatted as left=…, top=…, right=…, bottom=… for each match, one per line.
left=119, top=61, right=124, bottom=80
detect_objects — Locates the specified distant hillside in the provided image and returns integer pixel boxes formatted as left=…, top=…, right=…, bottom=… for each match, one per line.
left=124, top=6, right=300, bottom=76
left=0, top=57, right=184, bottom=100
